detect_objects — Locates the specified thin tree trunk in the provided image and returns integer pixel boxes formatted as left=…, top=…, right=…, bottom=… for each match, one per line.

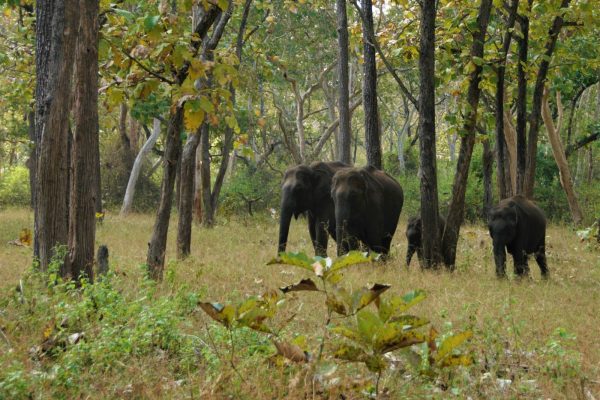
left=67, top=0, right=99, bottom=282
left=418, top=0, right=442, bottom=268
left=503, top=109, right=518, bottom=193
left=482, top=138, right=494, bottom=218
left=34, top=0, right=78, bottom=272
left=515, top=3, right=530, bottom=195
left=146, top=110, right=183, bottom=280
left=177, top=129, right=202, bottom=258
left=336, top=0, right=351, bottom=164
left=541, top=87, right=582, bottom=224
left=442, top=0, right=492, bottom=268
left=27, top=110, right=36, bottom=210
left=495, top=0, right=518, bottom=199
left=523, top=0, right=572, bottom=197
left=121, top=118, right=161, bottom=216
left=199, top=123, right=214, bottom=227
left=361, top=0, right=381, bottom=169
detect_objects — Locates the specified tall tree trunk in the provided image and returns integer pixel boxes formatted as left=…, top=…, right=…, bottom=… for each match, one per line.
left=199, top=123, right=214, bottom=227
left=27, top=110, right=36, bottom=210
left=418, top=0, right=442, bottom=268
left=495, top=0, right=518, bottom=199
left=515, top=3, right=530, bottom=195
left=121, top=118, right=161, bottom=216
left=34, top=0, right=77, bottom=272
left=523, top=0, right=572, bottom=197
left=177, top=128, right=202, bottom=258
left=68, top=0, right=99, bottom=282
left=442, top=0, right=492, bottom=268
left=361, top=0, right=381, bottom=169
left=146, top=110, right=183, bottom=280
left=541, top=87, right=582, bottom=224
left=503, top=110, right=518, bottom=193
left=336, top=0, right=351, bottom=164
left=482, top=138, right=494, bottom=218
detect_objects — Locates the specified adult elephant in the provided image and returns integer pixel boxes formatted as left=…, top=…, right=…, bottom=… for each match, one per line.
left=331, top=165, right=403, bottom=256
left=278, top=161, right=349, bottom=257
left=488, top=195, right=548, bottom=278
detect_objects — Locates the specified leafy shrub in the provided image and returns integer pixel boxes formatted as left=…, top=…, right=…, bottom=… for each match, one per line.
left=219, top=164, right=281, bottom=216
left=0, top=166, right=30, bottom=208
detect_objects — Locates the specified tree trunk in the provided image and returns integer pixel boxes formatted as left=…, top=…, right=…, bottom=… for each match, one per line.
left=482, top=138, right=494, bottom=219
left=177, top=129, right=202, bottom=258
left=27, top=110, right=36, bottom=210
left=495, top=0, right=519, bottom=199
left=442, top=0, right=492, bottom=268
left=515, top=4, right=530, bottom=195
left=503, top=109, right=518, bottom=193
left=418, top=0, right=443, bottom=268
left=199, top=123, right=214, bottom=227
left=336, top=0, right=351, bottom=164
left=34, top=0, right=78, bottom=272
left=121, top=118, right=161, bottom=216
left=541, top=87, right=582, bottom=224
left=361, top=0, right=381, bottom=169
left=523, top=0, right=572, bottom=197
left=67, top=0, right=99, bottom=282
left=146, top=110, right=183, bottom=280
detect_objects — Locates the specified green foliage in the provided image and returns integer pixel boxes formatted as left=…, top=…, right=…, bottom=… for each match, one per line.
left=220, top=164, right=281, bottom=216
left=0, top=166, right=30, bottom=208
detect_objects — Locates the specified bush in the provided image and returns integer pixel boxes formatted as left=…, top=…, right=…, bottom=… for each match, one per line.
left=0, top=166, right=30, bottom=208
left=219, top=164, right=281, bottom=216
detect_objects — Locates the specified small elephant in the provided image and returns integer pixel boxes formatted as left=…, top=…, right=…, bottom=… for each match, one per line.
left=331, top=165, right=403, bottom=256
left=405, top=215, right=446, bottom=267
left=278, top=161, right=350, bottom=257
left=488, top=195, right=548, bottom=278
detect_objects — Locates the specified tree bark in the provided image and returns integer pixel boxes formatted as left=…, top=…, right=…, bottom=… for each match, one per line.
left=418, top=0, right=442, bottom=268
left=67, top=0, right=99, bottom=282
left=482, top=138, right=494, bottom=219
left=34, top=0, right=78, bottom=272
left=146, top=109, right=183, bottom=280
left=541, top=87, right=582, bottom=224
left=121, top=118, right=161, bottom=216
left=523, top=0, right=572, bottom=198
left=515, top=4, right=530, bottom=195
left=361, top=0, right=381, bottom=169
left=503, top=109, right=518, bottom=193
left=442, top=0, right=492, bottom=268
left=336, top=0, right=351, bottom=164
left=199, top=123, right=214, bottom=227
left=177, top=128, right=202, bottom=258
left=495, top=0, right=518, bottom=199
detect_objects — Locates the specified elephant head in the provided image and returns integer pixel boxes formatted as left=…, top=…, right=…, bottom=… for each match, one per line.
left=488, top=201, right=518, bottom=277
left=331, top=169, right=368, bottom=256
left=277, top=165, right=318, bottom=254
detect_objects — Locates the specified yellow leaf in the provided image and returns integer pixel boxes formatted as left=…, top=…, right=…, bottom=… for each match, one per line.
left=257, top=118, right=267, bottom=128
left=183, top=101, right=205, bottom=131
left=19, top=228, right=32, bottom=246
left=434, top=330, right=473, bottom=363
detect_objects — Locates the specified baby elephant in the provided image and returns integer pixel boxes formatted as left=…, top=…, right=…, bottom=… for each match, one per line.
left=405, top=215, right=446, bottom=267
left=488, top=195, right=548, bottom=278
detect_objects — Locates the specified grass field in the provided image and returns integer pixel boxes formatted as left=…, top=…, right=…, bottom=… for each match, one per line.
left=0, top=208, right=599, bottom=399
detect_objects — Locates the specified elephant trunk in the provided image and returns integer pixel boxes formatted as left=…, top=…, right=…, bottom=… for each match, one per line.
left=492, top=240, right=507, bottom=278
left=278, top=200, right=294, bottom=254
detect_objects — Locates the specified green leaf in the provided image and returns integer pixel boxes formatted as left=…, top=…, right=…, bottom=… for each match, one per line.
left=280, top=278, right=320, bottom=293
left=113, top=8, right=135, bottom=21
left=356, top=309, right=383, bottom=345
left=326, top=285, right=351, bottom=316
left=332, top=343, right=366, bottom=362
left=199, top=96, right=215, bottom=113
left=374, top=327, right=426, bottom=353
left=217, top=0, right=229, bottom=11
left=327, top=251, right=371, bottom=276
left=388, top=315, right=429, bottom=330
left=330, top=325, right=363, bottom=343
left=434, top=330, right=473, bottom=363
left=144, top=15, right=161, bottom=31
left=267, top=252, right=314, bottom=271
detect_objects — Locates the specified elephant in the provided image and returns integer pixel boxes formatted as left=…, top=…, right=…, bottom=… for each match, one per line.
left=405, top=215, right=446, bottom=267
left=278, top=161, right=350, bottom=257
left=488, top=195, right=548, bottom=278
left=331, top=165, right=404, bottom=256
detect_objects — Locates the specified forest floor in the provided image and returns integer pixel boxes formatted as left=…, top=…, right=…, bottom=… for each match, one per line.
left=0, top=208, right=599, bottom=399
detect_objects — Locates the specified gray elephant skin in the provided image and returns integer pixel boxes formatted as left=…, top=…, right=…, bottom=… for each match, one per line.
left=331, top=165, right=404, bottom=256
left=488, top=195, right=549, bottom=278
left=278, top=161, right=349, bottom=256
left=405, top=215, right=446, bottom=267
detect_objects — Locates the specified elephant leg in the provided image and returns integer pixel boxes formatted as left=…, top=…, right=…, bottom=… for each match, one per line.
left=406, top=244, right=416, bottom=267
left=416, top=248, right=424, bottom=269
left=513, top=248, right=529, bottom=277
left=308, top=213, right=318, bottom=253
left=535, top=245, right=549, bottom=279
left=381, top=235, right=393, bottom=255
left=314, top=219, right=329, bottom=257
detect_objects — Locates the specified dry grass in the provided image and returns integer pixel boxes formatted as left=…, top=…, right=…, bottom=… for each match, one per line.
left=1, top=208, right=599, bottom=399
